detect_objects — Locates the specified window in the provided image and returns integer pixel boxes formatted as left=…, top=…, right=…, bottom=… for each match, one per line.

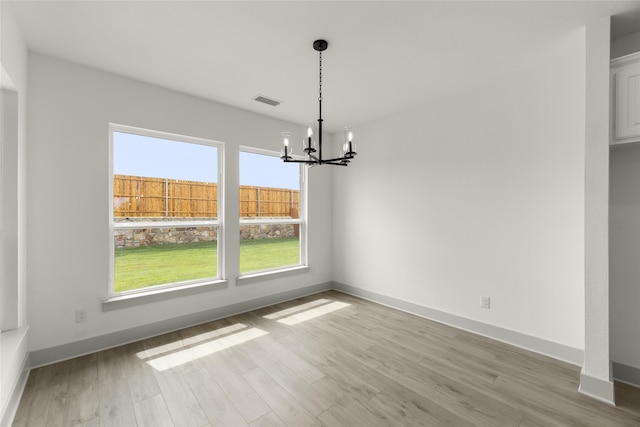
left=239, top=148, right=305, bottom=275
left=110, top=125, right=222, bottom=296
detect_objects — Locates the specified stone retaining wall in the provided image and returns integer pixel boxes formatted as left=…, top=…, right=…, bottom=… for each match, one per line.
left=114, top=218, right=297, bottom=248
left=239, top=223, right=297, bottom=240
left=115, top=225, right=217, bottom=248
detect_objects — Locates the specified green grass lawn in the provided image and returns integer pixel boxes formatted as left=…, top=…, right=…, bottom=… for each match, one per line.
left=238, top=237, right=300, bottom=274
left=114, top=237, right=299, bottom=293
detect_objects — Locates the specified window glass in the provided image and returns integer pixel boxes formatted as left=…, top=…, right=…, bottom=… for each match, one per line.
left=112, top=129, right=220, bottom=294
left=239, top=150, right=303, bottom=274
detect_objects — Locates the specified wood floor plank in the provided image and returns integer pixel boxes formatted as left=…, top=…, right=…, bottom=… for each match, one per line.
left=417, top=348, right=500, bottom=387
left=369, top=322, right=459, bottom=362
left=615, top=382, right=640, bottom=420
left=330, top=346, right=470, bottom=426
left=441, top=346, right=501, bottom=384
left=241, top=339, right=334, bottom=416
left=316, top=394, right=388, bottom=427
left=273, top=323, right=340, bottom=365
left=314, top=353, right=380, bottom=402
left=98, top=378, right=137, bottom=427
left=12, top=361, right=69, bottom=427
left=332, top=349, right=472, bottom=426
left=64, top=353, right=100, bottom=426
left=42, top=362, right=71, bottom=427
left=11, top=369, right=38, bottom=427
left=517, top=412, right=569, bottom=427
left=323, top=330, right=385, bottom=370
left=209, top=315, right=262, bottom=375
left=153, top=368, right=209, bottom=427
left=121, top=341, right=162, bottom=404
left=306, top=316, right=380, bottom=351
left=315, top=409, right=344, bottom=427
left=184, top=367, right=249, bottom=427
left=139, top=330, right=184, bottom=359
left=141, top=329, right=199, bottom=375
left=254, top=334, right=325, bottom=384
left=97, top=346, right=127, bottom=386
left=13, top=290, right=640, bottom=427
left=249, top=411, right=286, bottom=427
left=203, top=353, right=271, bottom=423
left=495, top=374, right=639, bottom=427
left=177, top=318, right=242, bottom=372
left=366, top=308, right=460, bottom=341
left=133, top=394, right=175, bottom=427
left=365, top=390, right=476, bottom=427
left=375, top=346, right=526, bottom=426
left=242, top=366, right=320, bottom=427
left=257, top=297, right=333, bottom=322
left=77, top=416, right=101, bottom=427
left=430, top=376, right=524, bottom=426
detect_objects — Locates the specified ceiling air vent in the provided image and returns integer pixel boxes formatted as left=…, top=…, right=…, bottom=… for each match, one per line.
left=254, top=94, right=282, bottom=107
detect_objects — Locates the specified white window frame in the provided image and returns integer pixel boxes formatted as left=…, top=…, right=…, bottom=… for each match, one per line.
left=238, top=146, right=308, bottom=277
left=107, top=124, right=225, bottom=299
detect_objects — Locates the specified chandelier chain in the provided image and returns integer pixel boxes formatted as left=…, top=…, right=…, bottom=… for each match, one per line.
left=318, top=51, right=323, bottom=102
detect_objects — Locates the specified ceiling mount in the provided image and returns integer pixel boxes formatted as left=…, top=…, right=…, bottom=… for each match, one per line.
left=313, top=39, right=328, bottom=52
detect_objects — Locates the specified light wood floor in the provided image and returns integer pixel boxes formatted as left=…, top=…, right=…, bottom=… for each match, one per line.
left=13, top=290, right=640, bottom=426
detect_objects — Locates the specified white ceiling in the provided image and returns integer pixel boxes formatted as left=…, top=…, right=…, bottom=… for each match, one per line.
left=9, top=1, right=640, bottom=133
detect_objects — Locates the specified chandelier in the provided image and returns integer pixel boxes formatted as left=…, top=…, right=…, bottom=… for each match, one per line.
left=281, top=39, right=357, bottom=166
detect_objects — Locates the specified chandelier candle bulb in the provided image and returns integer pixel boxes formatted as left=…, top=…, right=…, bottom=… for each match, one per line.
left=304, top=123, right=316, bottom=154
left=281, top=132, right=292, bottom=160
left=344, top=127, right=355, bottom=156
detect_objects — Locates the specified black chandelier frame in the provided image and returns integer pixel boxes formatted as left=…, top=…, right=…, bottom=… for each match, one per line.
left=281, top=39, right=357, bottom=167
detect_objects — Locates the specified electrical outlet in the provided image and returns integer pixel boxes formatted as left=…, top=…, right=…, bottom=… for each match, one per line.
left=481, top=296, right=491, bottom=309
left=75, top=309, right=87, bottom=323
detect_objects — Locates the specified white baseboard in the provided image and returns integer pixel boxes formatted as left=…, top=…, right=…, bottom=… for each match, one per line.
left=579, top=369, right=615, bottom=405
left=30, top=282, right=332, bottom=368
left=612, top=362, right=640, bottom=389
left=332, top=281, right=584, bottom=366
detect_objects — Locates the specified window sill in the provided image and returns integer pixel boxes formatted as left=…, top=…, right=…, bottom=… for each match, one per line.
left=102, top=279, right=229, bottom=311
left=1, top=325, right=30, bottom=363
left=236, top=265, right=310, bottom=286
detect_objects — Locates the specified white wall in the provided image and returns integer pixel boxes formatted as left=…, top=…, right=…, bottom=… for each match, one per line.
left=610, top=144, right=640, bottom=371
left=26, top=53, right=333, bottom=353
left=333, top=30, right=586, bottom=351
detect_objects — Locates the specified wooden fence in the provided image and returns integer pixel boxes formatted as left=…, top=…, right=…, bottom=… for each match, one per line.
left=113, top=174, right=300, bottom=218
left=239, top=186, right=299, bottom=218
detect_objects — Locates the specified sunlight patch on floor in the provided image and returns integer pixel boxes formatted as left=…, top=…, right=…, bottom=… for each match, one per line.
left=263, top=298, right=331, bottom=320
left=136, top=323, right=248, bottom=359
left=278, top=301, right=351, bottom=325
left=136, top=323, right=268, bottom=371
left=144, top=327, right=269, bottom=371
